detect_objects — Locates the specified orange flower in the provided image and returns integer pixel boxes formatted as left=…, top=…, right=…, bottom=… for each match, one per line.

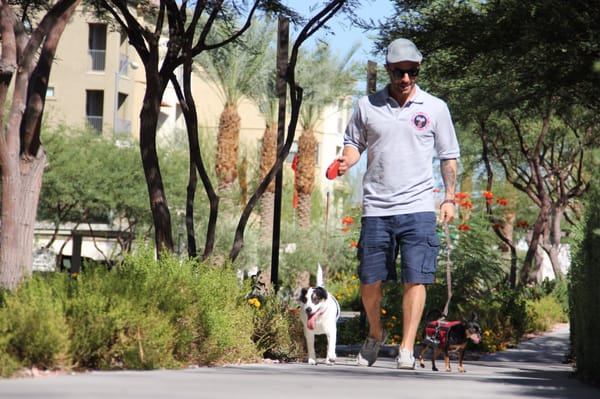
left=455, top=192, right=468, bottom=200
left=517, top=220, right=529, bottom=229
left=433, top=188, right=441, bottom=193
left=496, top=198, right=508, bottom=206
left=482, top=191, right=494, bottom=199
left=342, top=216, right=354, bottom=225
left=458, top=223, right=470, bottom=231
left=341, top=226, right=350, bottom=232
left=350, top=241, right=358, bottom=248
left=460, top=200, right=473, bottom=209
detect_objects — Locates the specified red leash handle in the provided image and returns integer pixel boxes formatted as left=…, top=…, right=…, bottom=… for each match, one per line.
left=325, top=160, right=340, bottom=180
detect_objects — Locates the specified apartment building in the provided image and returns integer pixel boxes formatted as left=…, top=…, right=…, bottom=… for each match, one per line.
left=46, top=6, right=351, bottom=190
left=35, top=5, right=356, bottom=269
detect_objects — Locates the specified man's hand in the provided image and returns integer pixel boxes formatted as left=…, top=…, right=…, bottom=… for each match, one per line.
left=439, top=201, right=455, bottom=224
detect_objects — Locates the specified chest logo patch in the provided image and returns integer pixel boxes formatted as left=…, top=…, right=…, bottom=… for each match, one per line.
left=411, top=112, right=430, bottom=131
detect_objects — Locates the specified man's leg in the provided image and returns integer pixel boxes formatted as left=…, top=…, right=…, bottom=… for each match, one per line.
left=356, top=280, right=388, bottom=366
left=397, top=282, right=426, bottom=369
left=400, top=282, right=426, bottom=353
left=361, top=281, right=384, bottom=341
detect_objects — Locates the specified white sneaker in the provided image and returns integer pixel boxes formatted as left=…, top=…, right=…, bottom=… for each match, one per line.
left=396, top=348, right=415, bottom=370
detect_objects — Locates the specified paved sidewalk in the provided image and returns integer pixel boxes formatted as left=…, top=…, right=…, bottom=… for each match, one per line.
left=0, top=324, right=597, bottom=399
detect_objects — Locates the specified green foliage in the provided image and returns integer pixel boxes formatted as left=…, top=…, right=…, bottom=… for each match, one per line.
left=0, top=248, right=265, bottom=377
left=528, top=295, right=568, bottom=333
left=39, top=126, right=150, bottom=225
left=469, top=284, right=531, bottom=348
left=569, top=171, right=600, bottom=385
left=0, top=275, right=70, bottom=371
left=248, top=290, right=305, bottom=361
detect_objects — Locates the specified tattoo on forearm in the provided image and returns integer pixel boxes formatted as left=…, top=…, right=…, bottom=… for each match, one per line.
left=441, top=159, right=457, bottom=197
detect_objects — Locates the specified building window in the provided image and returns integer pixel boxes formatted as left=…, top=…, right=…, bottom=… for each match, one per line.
left=88, top=23, right=107, bottom=71
left=86, top=90, right=104, bottom=133
left=46, top=86, right=55, bottom=98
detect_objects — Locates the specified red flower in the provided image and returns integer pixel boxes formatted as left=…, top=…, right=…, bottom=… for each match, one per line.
left=455, top=192, right=468, bottom=200
left=350, top=241, right=358, bottom=248
left=342, top=217, right=354, bottom=225
left=517, top=220, right=529, bottom=229
left=460, top=200, right=473, bottom=209
left=433, top=188, right=441, bottom=193
left=341, top=226, right=350, bottom=232
left=483, top=191, right=494, bottom=199
left=496, top=198, right=508, bottom=206
left=458, top=224, right=470, bottom=231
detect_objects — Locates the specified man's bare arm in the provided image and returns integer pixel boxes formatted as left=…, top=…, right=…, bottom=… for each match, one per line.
left=439, top=159, right=458, bottom=223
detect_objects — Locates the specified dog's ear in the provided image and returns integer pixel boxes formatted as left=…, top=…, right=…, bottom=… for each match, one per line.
left=299, top=287, right=308, bottom=303
left=314, top=286, right=328, bottom=300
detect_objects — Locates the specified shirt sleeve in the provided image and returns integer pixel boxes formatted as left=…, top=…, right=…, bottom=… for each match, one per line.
left=434, top=102, right=460, bottom=160
left=343, top=101, right=367, bottom=154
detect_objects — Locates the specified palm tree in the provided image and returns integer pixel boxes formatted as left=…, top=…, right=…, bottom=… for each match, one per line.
left=255, top=73, right=279, bottom=238
left=294, top=42, right=360, bottom=228
left=197, top=20, right=276, bottom=196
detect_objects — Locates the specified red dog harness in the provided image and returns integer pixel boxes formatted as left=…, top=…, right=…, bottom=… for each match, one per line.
left=424, top=319, right=462, bottom=347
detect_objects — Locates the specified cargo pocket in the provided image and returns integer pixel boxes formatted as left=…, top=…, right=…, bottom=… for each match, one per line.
left=421, top=234, right=440, bottom=274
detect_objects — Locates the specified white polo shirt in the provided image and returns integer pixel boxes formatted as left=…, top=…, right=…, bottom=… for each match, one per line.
left=344, top=85, right=460, bottom=217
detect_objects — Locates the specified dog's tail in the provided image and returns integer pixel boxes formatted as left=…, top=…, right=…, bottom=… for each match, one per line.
left=317, top=263, right=325, bottom=287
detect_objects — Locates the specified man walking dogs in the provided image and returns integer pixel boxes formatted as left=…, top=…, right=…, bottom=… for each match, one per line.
left=336, top=38, right=460, bottom=369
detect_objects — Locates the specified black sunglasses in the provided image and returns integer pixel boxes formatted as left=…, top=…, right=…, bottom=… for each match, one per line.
left=390, top=68, right=420, bottom=79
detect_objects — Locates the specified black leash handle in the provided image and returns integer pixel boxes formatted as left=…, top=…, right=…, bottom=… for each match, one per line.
left=442, top=222, right=452, bottom=318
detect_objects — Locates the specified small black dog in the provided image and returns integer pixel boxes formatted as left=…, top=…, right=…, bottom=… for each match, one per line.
left=418, top=311, right=481, bottom=372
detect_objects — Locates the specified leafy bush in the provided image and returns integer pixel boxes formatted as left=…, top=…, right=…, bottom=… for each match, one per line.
left=0, top=275, right=70, bottom=371
left=0, top=248, right=264, bottom=377
left=248, top=290, right=305, bottom=361
left=569, top=173, right=600, bottom=385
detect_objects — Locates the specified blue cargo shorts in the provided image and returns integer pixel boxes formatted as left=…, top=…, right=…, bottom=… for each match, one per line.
left=357, top=212, right=440, bottom=285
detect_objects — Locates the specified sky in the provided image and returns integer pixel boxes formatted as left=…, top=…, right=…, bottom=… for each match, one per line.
left=282, top=0, right=395, bottom=65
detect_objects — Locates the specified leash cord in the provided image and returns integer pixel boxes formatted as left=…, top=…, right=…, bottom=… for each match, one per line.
left=442, top=222, right=452, bottom=318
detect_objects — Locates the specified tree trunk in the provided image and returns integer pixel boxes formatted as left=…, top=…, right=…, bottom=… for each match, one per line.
left=216, top=100, right=240, bottom=193
left=0, top=0, right=80, bottom=289
left=295, top=127, right=316, bottom=228
left=0, top=149, right=46, bottom=289
left=259, top=124, right=277, bottom=238
left=139, top=78, right=174, bottom=254
left=520, top=203, right=551, bottom=284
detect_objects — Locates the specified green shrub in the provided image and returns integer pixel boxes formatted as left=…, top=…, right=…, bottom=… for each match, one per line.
left=0, top=247, right=268, bottom=375
left=193, top=262, right=260, bottom=365
left=527, top=295, right=568, bottom=332
left=0, top=275, right=70, bottom=371
left=249, top=290, right=304, bottom=361
left=569, top=171, right=600, bottom=385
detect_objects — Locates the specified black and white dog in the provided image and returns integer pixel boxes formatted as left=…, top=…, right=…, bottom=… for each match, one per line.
left=298, top=283, right=340, bottom=365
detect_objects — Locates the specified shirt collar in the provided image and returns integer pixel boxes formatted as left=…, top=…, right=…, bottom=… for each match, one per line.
left=384, top=84, right=424, bottom=107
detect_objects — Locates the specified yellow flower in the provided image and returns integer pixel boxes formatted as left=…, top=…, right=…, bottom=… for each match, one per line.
left=381, top=308, right=387, bottom=315
left=247, top=297, right=261, bottom=309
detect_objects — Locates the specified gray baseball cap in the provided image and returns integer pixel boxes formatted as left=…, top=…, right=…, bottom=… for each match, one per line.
left=386, top=38, right=423, bottom=63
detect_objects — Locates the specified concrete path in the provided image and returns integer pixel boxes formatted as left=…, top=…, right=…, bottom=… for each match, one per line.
left=0, top=324, right=597, bottom=399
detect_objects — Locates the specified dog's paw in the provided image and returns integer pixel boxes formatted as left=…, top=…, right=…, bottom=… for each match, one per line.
left=308, top=358, right=317, bottom=365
